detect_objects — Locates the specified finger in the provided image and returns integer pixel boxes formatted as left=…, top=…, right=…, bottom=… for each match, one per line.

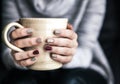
left=54, top=29, right=77, bottom=40
left=44, top=45, right=76, bottom=56
left=46, top=38, right=78, bottom=48
left=11, top=28, right=33, bottom=39
left=14, top=49, right=39, bottom=61
left=18, top=57, right=37, bottom=67
left=67, top=24, right=73, bottom=30
left=13, top=37, right=41, bottom=48
left=51, top=54, right=72, bottom=64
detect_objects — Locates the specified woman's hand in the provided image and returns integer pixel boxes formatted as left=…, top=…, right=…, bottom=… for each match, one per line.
left=45, top=24, right=78, bottom=64
left=11, top=28, right=41, bottom=67
left=10, top=24, right=78, bottom=67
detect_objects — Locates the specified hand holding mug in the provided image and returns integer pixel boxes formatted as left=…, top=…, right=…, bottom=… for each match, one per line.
left=47, top=24, right=78, bottom=64
left=11, top=24, right=78, bottom=67
left=2, top=18, right=78, bottom=70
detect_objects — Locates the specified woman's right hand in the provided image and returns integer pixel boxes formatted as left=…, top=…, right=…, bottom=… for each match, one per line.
left=10, top=28, right=41, bottom=67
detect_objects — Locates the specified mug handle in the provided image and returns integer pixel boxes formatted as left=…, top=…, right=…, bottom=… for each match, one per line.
left=2, top=22, right=24, bottom=52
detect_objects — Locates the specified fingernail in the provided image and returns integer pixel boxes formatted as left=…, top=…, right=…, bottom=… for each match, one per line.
left=67, top=24, right=73, bottom=30
left=31, top=57, right=36, bottom=61
left=54, top=30, right=61, bottom=35
left=44, top=45, right=52, bottom=51
left=26, top=29, right=33, bottom=34
left=36, top=38, right=41, bottom=43
left=51, top=54, right=57, bottom=59
left=46, top=38, right=54, bottom=43
left=33, top=50, right=39, bottom=55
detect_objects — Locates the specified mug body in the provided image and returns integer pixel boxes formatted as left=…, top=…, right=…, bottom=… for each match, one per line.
left=19, top=18, right=68, bottom=70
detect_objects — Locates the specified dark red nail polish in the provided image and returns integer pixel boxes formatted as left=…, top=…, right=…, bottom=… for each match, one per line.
left=33, top=50, right=39, bottom=55
left=44, top=45, right=52, bottom=51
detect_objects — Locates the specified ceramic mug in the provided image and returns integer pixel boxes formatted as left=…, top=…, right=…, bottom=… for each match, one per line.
left=2, top=18, right=68, bottom=70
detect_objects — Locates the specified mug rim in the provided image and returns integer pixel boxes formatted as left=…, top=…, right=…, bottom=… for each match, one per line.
left=20, top=18, right=68, bottom=20
left=19, top=18, right=68, bottom=23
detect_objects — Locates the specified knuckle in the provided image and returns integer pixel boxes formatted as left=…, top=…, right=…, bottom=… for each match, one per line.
left=70, top=31, right=74, bottom=39
left=15, top=40, right=25, bottom=48
left=58, top=56, right=64, bottom=63
left=54, top=48, right=60, bottom=54
left=68, top=48, right=76, bottom=56
left=22, top=60, right=32, bottom=66
left=65, top=57, right=69, bottom=63
left=20, top=29, right=25, bottom=36
left=17, top=40, right=23, bottom=48
left=27, top=50, right=35, bottom=58
left=66, top=43, right=70, bottom=47
left=75, top=41, right=78, bottom=47
left=27, top=51, right=32, bottom=57
left=72, top=32, right=78, bottom=40
left=70, top=52, right=74, bottom=56
left=63, top=48, right=71, bottom=55
left=66, top=40, right=71, bottom=47
left=25, top=38, right=32, bottom=46
left=16, top=29, right=21, bottom=37
left=62, top=49, right=68, bottom=55
left=75, top=33, right=78, bottom=39
left=72, top=40, right=78, bottom=48
left=28, top=38, right=35, bottom=45
left=11, top=31, right=15, bottom=39
left=64, top=56, right=72, bottom=63
left=14, top=40, right=19, bottom=47
left=58, top=39, right=63, bottom=45
left=14, top=53, right=19, bottom=60
left=25, top=60, right=30, bottom=65
left=20, top=61, right=26, bottom=66
left=70, top=41, right=74, bottom=47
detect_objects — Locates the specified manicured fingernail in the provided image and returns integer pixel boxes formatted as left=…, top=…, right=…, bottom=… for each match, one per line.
left=26, top=29, right=33, bottom=34
left=44, top=45, right=52, bottom=51
left=51, top=54, right=57, bottom=59
left=36, top=38, right=41, bottom=43
left=33, top=50, right=39, bottom=55
left=54, top=30, right=61, bottom=35
left=46, top=38, right=54, bottom=43
left=31, top=57, right=36, bottom=61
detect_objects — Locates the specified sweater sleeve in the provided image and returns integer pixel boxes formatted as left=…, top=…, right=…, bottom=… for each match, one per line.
left=2, top=0, right=20, bottom=27
left=63, top=0, right=106, bottom=68
left=1, top=0, right=26, bottom=69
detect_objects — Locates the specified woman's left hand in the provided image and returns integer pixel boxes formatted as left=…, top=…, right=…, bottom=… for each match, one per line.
left=44, top=24, right=78, bottom=64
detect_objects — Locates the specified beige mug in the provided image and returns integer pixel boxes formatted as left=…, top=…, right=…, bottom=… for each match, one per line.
left=2, top=18, right=68, bottom=70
